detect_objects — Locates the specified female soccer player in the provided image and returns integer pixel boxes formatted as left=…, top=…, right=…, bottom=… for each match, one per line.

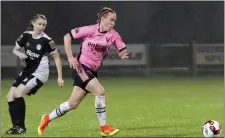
left=38, top=7, right=129, bottom=137
left=5, top=14, right=64, bottom=135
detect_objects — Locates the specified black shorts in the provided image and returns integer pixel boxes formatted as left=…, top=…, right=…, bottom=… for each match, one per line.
left=12, top=71, right=43, bottom=96
left=12, top=70, right=30, bottom=87
left=72, top=64, right=97, bottom=92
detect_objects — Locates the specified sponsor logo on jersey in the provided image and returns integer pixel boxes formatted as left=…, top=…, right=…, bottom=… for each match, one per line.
left=88, top=42, right=107, bottom=53
left=26, top=50, right=40, bottom=59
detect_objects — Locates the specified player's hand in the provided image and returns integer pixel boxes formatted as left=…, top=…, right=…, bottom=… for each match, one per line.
left=121, top=52, right=129, bottom=59
left=18, top=52, right=28, bottom=59
left=68, top=56, right=81, bottom=72
left=119, top=49, right=129, bottom=59
left=57, top=77, right=64, bottom=88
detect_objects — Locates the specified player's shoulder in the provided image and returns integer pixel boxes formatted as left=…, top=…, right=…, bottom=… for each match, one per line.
left=23, top=31, right=33, bottom=34
left=21, top=31, right=32, bottom=36
left=85, top=24, right=98, bottom=34
left=77, top=24, right=97, bottom=30
left=42, top=33, right=56, bottom=46
left=78, top=24, right=98, bottom=36
left=109, top=29, right=120, bottom=37
left=41, top=32, right=52, bottom=41
left=85, top=24, right=98, bottom=29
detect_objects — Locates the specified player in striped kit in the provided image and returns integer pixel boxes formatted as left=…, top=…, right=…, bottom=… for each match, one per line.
left=5, top=14, right=64, bottom=135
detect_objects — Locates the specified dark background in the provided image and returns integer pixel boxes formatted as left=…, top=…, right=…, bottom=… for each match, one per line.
left=2, top=1, right=224, bottom=45
left=1, top=1, right=224, bottom=77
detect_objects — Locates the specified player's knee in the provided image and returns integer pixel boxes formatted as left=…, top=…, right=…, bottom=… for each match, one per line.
left=14, top=85, right=28, bottom=98
left=14, top=92, right=23, bottom=98
left=68, top=101, right=80, bottom=109
left=6, top=92, right=14, bottom=101
left=7, top=87, right=17, bottom=101
left=96, top=88, right=105, bottom=96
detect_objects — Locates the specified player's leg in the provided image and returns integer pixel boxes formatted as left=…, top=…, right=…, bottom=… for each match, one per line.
left=6, top=86, right=17, bottom=122
left=6, top=86, right=19, bottom=134
left=38, top=86, right=87, bottom=135
left=7, top=72, right=25, bottom=102
left=5, top=72, right=27, bottom=134
left=7, top=75, right=44, bottom=135
left=5, top=84, right=29, bottom=135
left=38, top=66, right=88, bottom=135
left=49, top=86, right=87, bottom=121
left=12, top=84, right=29, bottom=134
left=85, top=78, right=119, bottom=136
left=7, top=87, right=17, bottom=102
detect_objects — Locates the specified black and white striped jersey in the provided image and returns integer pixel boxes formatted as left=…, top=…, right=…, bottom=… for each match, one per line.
left=16, top=31, right=56, bottom=82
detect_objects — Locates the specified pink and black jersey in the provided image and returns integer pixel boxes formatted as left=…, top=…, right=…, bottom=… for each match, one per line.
left=70, top=24, right=126, bottom=72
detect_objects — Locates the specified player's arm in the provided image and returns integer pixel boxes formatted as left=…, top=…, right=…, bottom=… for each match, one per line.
left=64, top=33, right=74, bottom=59
left=64, top=26, right=91, bottom=70
left=118, top=48, right=129, bottom=59
left=65, top=26, right=91, bottom=59
left=12, top=44, right=27, bottom=59
left=13, top=33, right=28, bottom=59
left=64, top=33, right=80, bottom=71
left=51, top=49, right=64, bottom=87
left=46, top=39, right=64, bottom=87
left=114, top=37, right=130, bottom=59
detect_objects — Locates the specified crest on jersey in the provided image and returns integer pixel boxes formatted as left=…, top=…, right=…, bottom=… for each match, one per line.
left=106, top=37, right=110, bottom=43
left=36, top=44, right=42, bottom=50
left=26, top=42, right=30, bottom=47
left=49, top=40, right=55, bottom=47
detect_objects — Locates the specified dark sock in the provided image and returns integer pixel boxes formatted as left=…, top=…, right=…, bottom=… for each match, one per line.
left=15, top=97, right=26, bottom=128
left=8, top=101, right=18, bottom=127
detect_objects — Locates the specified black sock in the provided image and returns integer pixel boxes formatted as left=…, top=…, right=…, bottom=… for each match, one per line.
left=15, top=97, right=26, bottom=128
left=8, top=101, right=18, bottom=127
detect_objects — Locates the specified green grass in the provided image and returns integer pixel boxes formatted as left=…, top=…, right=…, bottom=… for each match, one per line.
left=1, top=76, right=224, bottom=137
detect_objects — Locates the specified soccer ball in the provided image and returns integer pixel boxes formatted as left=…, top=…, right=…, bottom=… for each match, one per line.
left=202, top=120, right=222, bottom=137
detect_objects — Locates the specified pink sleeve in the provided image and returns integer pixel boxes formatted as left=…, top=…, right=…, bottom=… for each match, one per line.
left=112, top=34, right=126, bottom=52
left=70, top=26, right=92, bottom=39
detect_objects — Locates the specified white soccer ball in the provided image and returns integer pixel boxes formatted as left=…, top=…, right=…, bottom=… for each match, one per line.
left=202, top=120, right=222, bottom=137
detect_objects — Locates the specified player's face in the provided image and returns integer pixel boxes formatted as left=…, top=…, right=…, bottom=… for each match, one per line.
left=33, top=18, right=47, bottom=34
left=102, top=12, right=116, bottom=31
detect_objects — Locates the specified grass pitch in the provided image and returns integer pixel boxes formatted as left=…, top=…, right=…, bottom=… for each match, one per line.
left=1, top=76, right=224, bottom=137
